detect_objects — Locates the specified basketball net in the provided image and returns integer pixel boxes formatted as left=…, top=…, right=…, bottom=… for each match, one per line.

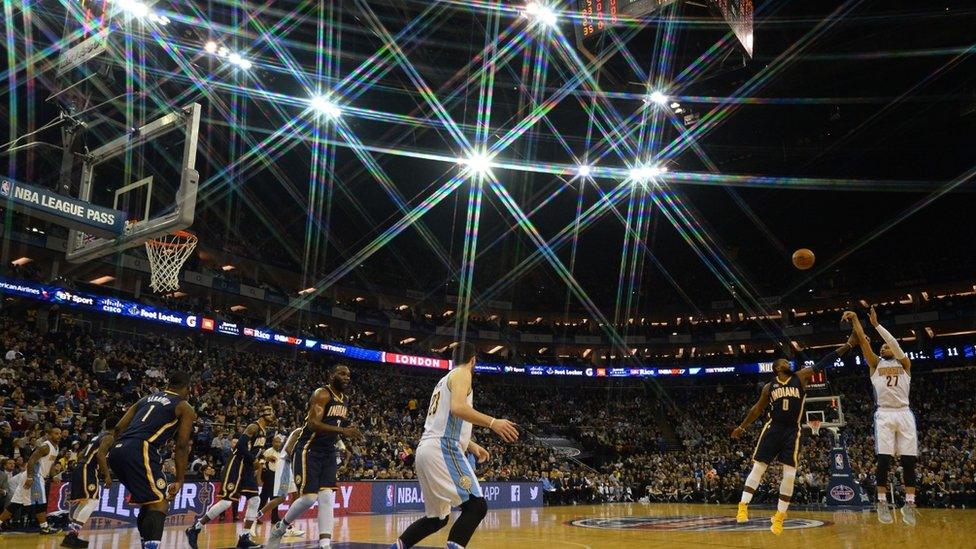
left=145, top=230, right=197, bottom=293
left=808, top=419, right=822, bottom=436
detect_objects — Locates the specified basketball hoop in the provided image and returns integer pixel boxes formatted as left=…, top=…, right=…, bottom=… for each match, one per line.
left=145, top=230, right=197, bottom=293
left=808, top=419, right=823, bottom=436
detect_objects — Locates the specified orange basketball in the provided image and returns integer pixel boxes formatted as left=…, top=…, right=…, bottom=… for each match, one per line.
left=792, top=248, right=815, bottom=270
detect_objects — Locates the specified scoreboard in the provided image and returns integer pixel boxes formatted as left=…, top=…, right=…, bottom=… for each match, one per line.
left=577, top=0, right=676, bottom=39
left=576, top=0, right=753, bottom=58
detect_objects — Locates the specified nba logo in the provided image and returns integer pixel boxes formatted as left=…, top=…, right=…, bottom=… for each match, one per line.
left=385, top=485, right=394, bottom=508
left=834, top=454, right=844, bottom=470
left=0, top=180, right=10, bottom=197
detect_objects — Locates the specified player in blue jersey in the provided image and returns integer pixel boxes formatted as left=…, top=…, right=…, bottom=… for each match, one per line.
left=107, top=372, right=196, bottom=549
left=266, top=364, right=364, bottom=549
left=732, top=335, right=856, bottom=535
left=61, top=414, right=119, bottom=548
left=187, top=404, right=277, bottom=548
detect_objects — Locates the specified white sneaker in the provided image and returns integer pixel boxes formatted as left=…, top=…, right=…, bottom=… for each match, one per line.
left=900, top=503, right=917, bottom=526
left=284, top=527, right=305, bottom=537
left=265, top=521, right=288, bottom=549
left=876, top=502, right=893, bottom=524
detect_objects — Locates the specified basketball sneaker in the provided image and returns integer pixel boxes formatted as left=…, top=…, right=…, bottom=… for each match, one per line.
left=900, top=503, right=917, bottom=526
left=236, top=531, right=263, bottom=548
left=876, top=501, right=893, bottom=524
left=285, top=526, right=306, bottom=537
left=61, top=532, right=89, bottom=548
left=770, top=511, right=786, bottom=535
left=265, top=520, right=289, bottom=549
left=185, top=525, right=201, bottom=549
left=735, top=502, right=749, bottom=523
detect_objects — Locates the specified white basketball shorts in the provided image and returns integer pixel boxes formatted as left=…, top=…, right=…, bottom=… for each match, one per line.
left=415, top=438, right=482, bottom=519
left=10, top=472, right=47, bottom=506
left=874, top=407, right=918, bottom=457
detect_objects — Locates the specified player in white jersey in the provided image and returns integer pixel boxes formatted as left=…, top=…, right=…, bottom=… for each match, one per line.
left=389, top=342, right=519, bottom=549
left=256, top=428, right=305, bottom=538
left=845, top=307, right=917, bottom=526
left=0, top=426, right=63, bottom=535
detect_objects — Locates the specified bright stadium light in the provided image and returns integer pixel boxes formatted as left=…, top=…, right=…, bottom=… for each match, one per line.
left=525, top=2, right=558, bottom=27
left=459, top=151, right=493, bottom=175
left=237, top=58, right=253, bottom=70
left=645, top=90, right=668, bottom=105
left=630, top=164, right=667, bottom=183
left=116, top=0, right=150, bottom=18
left=228, top=52, right=243, bottom=65
left=310, top=95, right=342, bottom=118
left=217, top=46, right=230, bottom=58
left=670, top=101, right=681, bottom=109
left=577, top=164, right=592, bottom=177
left=204, top=41, right=218, bottom=54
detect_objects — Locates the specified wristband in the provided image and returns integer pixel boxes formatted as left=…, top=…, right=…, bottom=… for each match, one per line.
left=488, top=418, right=496, bottom=429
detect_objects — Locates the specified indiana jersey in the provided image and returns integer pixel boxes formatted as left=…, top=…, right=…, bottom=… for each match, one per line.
left=872, top=358, right=911, bottom=408
left=299, top=386, right=348, bottom=453
left=117, top=390, right=184, bottom=450
left=78, top=433, right=106, bottom=468
left=232, top=423, right=269, bottom=461
left=767, top=375, right=805, bottom=426
left=420, top=369, right=473, bottom=450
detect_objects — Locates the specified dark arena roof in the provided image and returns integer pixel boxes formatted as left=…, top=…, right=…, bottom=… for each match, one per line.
left=1, top=0, right=975, bottom=365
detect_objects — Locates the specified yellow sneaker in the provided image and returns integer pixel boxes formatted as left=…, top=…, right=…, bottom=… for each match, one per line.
left=736, top=502, right=749, bottom=523
left=770, top=511, right=786, bottom=535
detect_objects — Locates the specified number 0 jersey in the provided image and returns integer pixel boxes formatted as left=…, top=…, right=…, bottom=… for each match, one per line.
left=420, top=369, right=473, bottom=450
left=767, top=374, right=805, bottom=426
left=871, top=358, right=911, bottom=408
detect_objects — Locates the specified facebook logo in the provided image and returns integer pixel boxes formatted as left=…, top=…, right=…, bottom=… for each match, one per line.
left=510, top=485, right=520, bottom=502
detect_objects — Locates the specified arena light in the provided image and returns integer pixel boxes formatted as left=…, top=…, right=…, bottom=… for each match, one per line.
left=89, top=275, right=115, bottom=285
left=525, top=2, right=558, bottom=27
left=487, top=345, right=504, bottom=354
left=577, top=164, right=592, bottom=177
left=670, top=102, right=681, bottom=109
left=460, top=151, right=493, bottom=175
left=629, top=164, right=667, bottom=183
left=310, top=95, right=342, bottom=119
left=237, top=58, right=253, bottom=70
left=645, top=90, right=668, bottom=105
left=10, top=257, right=32, bottom=266
left=400, top=337, right=417, bottom=345
left=221, top=264, right=235, bottom=271
left=230, top=305, right=247, bottom=312
left=204, top=41, right=218, bottom=54
left=298, top=287, right=316, bottom=295
left=116, top=0, right=150, bottom=18
left=228, top=52, right=243, bottom=65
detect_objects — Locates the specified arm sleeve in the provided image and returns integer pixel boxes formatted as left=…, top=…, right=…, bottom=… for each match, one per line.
left=875, top=324, right=906, bottom=360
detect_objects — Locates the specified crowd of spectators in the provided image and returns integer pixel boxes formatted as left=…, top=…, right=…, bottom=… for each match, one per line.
left=1, top=306, right=974, bottom=525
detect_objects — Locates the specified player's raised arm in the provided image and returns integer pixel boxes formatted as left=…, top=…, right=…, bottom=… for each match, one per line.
left=731, top=383, right=772, bottom=439
left=844, top=310, right=879, bottom=372
left=869, top=306, right=912, bottom=373
left=797, top=334, right=856, bottom=386
left=169, top=400, right=196, bottom=499
left=447, top=367, right=519, bottom=442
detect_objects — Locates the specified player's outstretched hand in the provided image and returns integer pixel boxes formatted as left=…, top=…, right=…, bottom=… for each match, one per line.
left=490, top=418, right=519, bottom=442
left=342, top=425, right=364, bottom=441
left=868, top=305, right=879, bottom=327
left=166, top=482, right=182, bottom=501
left=731, top=426, right=744, bottom=439
left=841, top=311, right=857, bottom=322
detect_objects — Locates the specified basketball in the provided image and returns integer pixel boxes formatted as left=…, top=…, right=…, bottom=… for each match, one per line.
left=792, top=248, right=816, bottom=270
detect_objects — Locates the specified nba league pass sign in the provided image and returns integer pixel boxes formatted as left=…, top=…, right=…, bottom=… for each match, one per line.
left=0, top=178, right=126, bottom=237
left=374, top=481, right=543, bottom=512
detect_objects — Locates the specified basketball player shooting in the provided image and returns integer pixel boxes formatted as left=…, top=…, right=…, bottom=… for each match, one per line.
left=731, top=333, right=856, bottom=534
left=389, top=342, right=519, bottom=549
left=843, top=307, right=917, bottom=526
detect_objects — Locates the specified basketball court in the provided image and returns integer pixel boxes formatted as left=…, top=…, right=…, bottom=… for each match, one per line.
left=1, top=503, right=972, bottom=548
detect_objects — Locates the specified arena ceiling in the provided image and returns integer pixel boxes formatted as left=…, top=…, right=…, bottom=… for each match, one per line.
left=4, top=1, right=976, bottom=346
